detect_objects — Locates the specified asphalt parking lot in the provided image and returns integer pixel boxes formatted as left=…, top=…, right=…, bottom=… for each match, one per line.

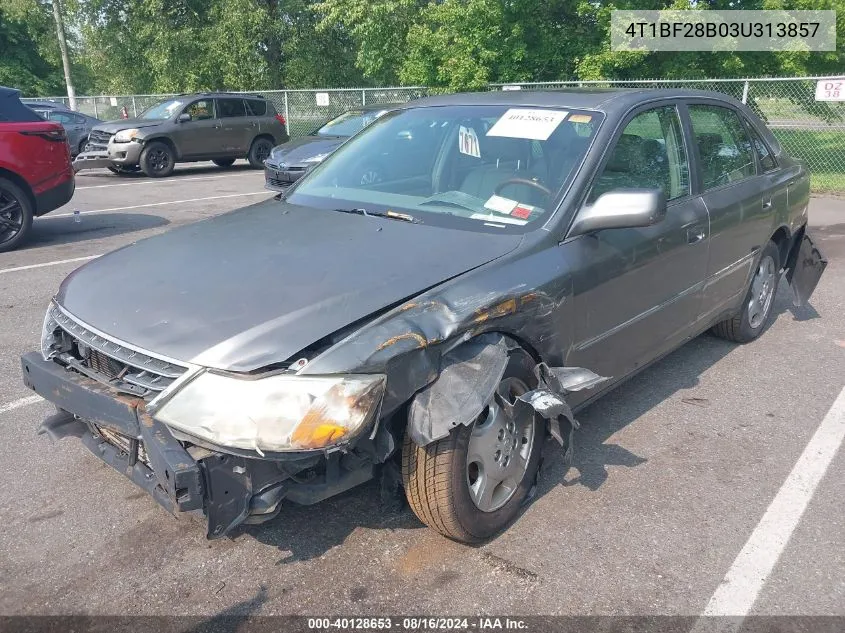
left=0, top=162, right=842, bottom=618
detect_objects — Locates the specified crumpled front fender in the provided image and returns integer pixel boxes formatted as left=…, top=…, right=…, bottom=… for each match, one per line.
left=785, top=231, right=827, bottom=306
left=407, top=333, right=609, bottom=452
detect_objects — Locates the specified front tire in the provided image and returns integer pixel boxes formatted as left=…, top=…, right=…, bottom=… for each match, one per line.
left=712, top=240, right=780, bottom=343
left=140, top=141, right=175, bottom=178
left=247, top=137, right=274, bottom=168
left=402, top=350, right=542, bottom=543
left=0, top=178, right=34, bottom=253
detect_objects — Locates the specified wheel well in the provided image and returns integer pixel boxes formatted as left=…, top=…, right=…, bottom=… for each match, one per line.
left=0, top=167, right=35, bottom=211
left=251, top=133, right=276, bottom=148
left=143, top=136, right=179, bottom=159
left=770, top=226, right=791, bottom=267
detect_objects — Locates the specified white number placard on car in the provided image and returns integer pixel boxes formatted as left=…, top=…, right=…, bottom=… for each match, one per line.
left=486, top=108, right=568, bottom=140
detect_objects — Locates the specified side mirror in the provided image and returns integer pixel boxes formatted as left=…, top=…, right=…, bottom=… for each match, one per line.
left=177, top=113, right=191, bottom=123
left=568, top=188, right=667, bottom=238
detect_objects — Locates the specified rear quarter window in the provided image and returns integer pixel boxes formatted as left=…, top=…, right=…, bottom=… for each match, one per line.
left=245, top=99, right=267, bottom=116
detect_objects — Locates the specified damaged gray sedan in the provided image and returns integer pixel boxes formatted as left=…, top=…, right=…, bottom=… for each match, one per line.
left=21, top=89, right=826, bottom=543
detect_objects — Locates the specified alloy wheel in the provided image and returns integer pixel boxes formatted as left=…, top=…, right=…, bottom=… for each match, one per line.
left=466, top=377, right=535, bottom=513
left=0, top=187, right=24, bottom=246
left=748, top=254, right=777, bottom=329
left=149, top=148, right=171, bottom=173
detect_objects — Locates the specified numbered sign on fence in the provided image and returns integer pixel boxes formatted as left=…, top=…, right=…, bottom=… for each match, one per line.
left=315, top=92, right=330, bottom=106
left=815, top=80, right=844, bottom=101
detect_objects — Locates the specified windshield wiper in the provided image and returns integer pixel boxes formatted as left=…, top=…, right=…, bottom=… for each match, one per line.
left=418, top=191, right=485, bottom=214
left=333, top=208, right=421, bottom=223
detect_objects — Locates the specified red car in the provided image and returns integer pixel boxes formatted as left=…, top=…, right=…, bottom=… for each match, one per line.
left=0, top=86, right=75, bottom=252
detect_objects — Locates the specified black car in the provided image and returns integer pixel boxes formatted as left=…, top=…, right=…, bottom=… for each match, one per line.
left=73, top=93, right=289, bottom=177
left=264, top=104, right=398, bottom=191
left=23, top=90, right=825, bottom=543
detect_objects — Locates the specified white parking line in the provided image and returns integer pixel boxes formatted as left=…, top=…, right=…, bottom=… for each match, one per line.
left=76, top=172, right=259, bottom=190
left=697, top=384, right=845, bottom=623
left=0, top=255, right=100, bottom=274
left=43, top=191, right=268, bottom=218
left=0, top=395, right=43, bottom=415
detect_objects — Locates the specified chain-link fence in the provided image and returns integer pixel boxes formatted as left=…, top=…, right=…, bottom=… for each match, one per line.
left=491, top=77, right=845, bottom=193
left=22, top=87, right=429, bottom=138
left=25, top=77, right=844, bottom=192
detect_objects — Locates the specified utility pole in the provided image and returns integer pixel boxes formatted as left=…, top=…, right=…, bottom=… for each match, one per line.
left=51, top=0, right=76, bottom=110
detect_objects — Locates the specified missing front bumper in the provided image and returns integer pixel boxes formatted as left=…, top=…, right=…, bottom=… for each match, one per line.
left=20, top=353, right=375, bottom=538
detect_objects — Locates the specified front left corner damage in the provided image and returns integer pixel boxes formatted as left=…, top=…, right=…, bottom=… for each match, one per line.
left=406, top=333, right=609, bottom=463
left=407, top=332, right=511, bottom=446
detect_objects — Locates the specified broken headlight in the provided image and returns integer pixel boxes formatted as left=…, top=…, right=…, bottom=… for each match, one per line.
left=154, top=372, right=386, bottom=454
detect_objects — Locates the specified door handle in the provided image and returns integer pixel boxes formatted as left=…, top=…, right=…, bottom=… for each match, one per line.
left=762, top=199, right=773, bottom=210
left=686, top=228, right=706, bottom=244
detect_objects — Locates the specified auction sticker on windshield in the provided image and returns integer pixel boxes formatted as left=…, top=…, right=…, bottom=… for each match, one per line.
left=459, top=125, right=481, bottom=157
left=487, top=108, right=568, bottom=140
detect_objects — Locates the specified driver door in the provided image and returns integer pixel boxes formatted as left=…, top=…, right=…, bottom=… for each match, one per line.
left=563, top=103, right=710, bottom=394
left=171, top=98, right=220, bottom=158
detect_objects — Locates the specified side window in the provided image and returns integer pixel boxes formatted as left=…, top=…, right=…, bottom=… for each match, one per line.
left=746, top=125, right=777, bottom=172
left=50, top=111, right=73, bottom=124
left=184, top=99, right=214, bottom=121
left=688, top=105, right=756, bottom=189
left=218, top=98, right=246, bottom=118
left=245, top=99, right=267, bottom=116
left=590, top=106, right=689, bottom=202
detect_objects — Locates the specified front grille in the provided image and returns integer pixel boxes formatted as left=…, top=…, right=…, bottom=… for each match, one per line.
left=45, top=304, right=189, bottom=399
left=88, top=130, right=112, bottom=145
left=86, top=129, right=112, bottom=151
left=86, top=348, right=123, bottom=380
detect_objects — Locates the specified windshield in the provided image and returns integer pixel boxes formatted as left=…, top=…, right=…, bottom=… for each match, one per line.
left=288, top=104, right=602, bottom=231
left=139, top=98, right=185, bottom=121
left=316, top=109, right=390, bottom=137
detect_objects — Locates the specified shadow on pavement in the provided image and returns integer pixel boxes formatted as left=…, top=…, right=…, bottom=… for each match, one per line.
left=244, top=479, right=424, bottom=564
left=76, top=162, right=255, bottom=181
left=27, top=212, right=170, bottom=248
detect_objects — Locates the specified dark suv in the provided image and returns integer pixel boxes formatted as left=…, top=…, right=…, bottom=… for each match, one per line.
left=73, top=93, right=288, bottom=177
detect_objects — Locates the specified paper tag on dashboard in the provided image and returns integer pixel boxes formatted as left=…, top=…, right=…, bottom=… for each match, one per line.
left=486, top=109, right=568, bottom=141
left=484, top=195, right=518, bottom=214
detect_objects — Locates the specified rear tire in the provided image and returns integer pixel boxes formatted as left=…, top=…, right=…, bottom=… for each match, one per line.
left=140, top=141, right=175, bottom=178
left=402, top=349, right=542, bottom=543
left=247, top=137, right=274, bottom=169
left=712, top=240, right=780, bottom=343
left=213, top=158, right=236, bottom=168
left=0, top=178, right=34, bottom=253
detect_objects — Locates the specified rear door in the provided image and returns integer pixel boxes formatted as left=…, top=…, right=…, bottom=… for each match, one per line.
left=565, top=102, right=710, bottom=388
left=216, top=97, right=251, bottom=156
left=687, top=103, right=771, bottom=322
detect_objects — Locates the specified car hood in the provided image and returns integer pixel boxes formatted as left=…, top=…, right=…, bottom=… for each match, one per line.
left=56, top=200, right=522, bottom=372
left=268, top=135, right=346, bottom=167
left=94, top=119, right=163, bottom=133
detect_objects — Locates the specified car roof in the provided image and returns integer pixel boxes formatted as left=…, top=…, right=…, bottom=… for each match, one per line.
left=403, top=88, right=746, bottom=115
left=178, top=92, right=267, bottom=100
left=25, top=100, right=65, bottom=109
